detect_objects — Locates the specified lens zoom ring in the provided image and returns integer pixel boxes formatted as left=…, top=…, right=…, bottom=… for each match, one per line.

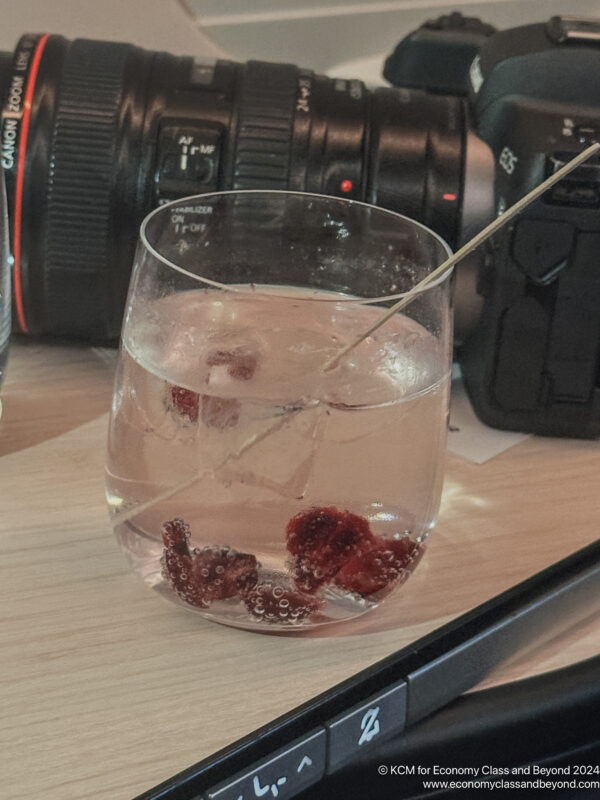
left=45, top=40, right=129, bottom=273
left=233, top=62, right=297, bottom=189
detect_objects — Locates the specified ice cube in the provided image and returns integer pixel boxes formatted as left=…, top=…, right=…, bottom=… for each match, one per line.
left=194, top=400, right=327, bottom=503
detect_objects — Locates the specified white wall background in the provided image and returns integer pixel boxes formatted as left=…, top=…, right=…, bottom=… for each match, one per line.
left=0, top=0, right=600, bottom=81
left=185, top=0, right=600, bottom=76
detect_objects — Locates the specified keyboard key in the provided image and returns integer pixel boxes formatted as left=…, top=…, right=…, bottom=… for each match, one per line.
left=325, top=681, right=407, bottom=772
left=207, top=728, right=325, bottom=800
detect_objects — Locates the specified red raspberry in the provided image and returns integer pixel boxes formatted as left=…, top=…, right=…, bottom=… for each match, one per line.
left=162, top=548, right=211, bottom=608
left=206, top=348, right=258, bottom=381
left=334, top=536, right=425, bottom=597
left=161, top=517, right=191, bottom=554
left=244, top=581, right=323, bottom=625
left=286, top=507, right=375, bottom=591
left=160, top=518, right=201, bottom=604
left=189, top=545, right=258, bottom=602
left=160, top=518, right=257, bottom=608
left=200, top=395, right=241, bottom=429
left=169, top=385, right=199, bottom=422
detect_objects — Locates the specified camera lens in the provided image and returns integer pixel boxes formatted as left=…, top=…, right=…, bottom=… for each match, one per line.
left=1, top=35, right=157, bottom=340
left=367, top=87, right=465, bottom=246
left=0, top=35, right=489, bottom=341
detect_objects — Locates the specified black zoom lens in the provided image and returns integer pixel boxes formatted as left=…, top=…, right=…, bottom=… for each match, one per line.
left=1, top=34, right=470, bottom=341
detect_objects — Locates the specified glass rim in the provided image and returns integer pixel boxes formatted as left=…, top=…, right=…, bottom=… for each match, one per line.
left=139, top=189, right=454, bottom=303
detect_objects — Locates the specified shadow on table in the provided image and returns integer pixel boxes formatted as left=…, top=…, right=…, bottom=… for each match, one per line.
left=0, top=337, right=117, bottom=456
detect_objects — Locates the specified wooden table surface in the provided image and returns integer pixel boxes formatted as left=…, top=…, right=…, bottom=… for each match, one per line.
left=2, top=337, right=600, bottom=800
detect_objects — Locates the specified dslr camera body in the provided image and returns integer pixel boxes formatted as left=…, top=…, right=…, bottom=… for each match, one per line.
left=388, top=13, right=600, bottom=438
left=1, top=13, right=599, bottom=437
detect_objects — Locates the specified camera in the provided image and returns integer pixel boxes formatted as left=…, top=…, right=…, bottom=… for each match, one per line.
left=386, top=12, right=600, bottom=439
left=0, top=14, right=599, bottom=437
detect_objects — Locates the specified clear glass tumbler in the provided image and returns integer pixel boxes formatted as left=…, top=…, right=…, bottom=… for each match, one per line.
left=106, top=191, right=453, bottom=631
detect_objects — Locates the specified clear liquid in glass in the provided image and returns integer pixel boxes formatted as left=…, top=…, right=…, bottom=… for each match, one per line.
left=106, top=287, right=450, bottom=630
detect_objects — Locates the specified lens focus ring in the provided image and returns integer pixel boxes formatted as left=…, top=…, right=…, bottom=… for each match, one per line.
left=44, top=39, right=129, bottom=336
left=232, top=61, right=297, bottom=189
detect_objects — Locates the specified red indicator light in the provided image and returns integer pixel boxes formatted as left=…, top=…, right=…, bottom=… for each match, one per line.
left=340, top=179, right=353, bottom=193
left=442, top=192, right=457, bottom=202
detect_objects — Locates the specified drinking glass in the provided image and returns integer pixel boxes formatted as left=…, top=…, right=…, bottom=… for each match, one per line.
left=106, top=191, right=453, bottom=631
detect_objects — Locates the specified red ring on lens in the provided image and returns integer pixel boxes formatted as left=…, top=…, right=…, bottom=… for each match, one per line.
left=13, top=33, right=50, bottom=334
